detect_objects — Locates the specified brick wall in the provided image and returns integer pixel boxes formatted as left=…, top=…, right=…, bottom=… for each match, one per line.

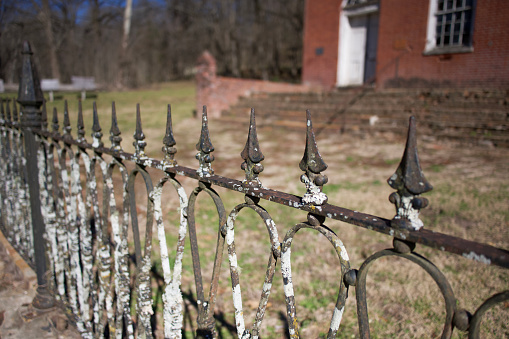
left=196, top=51, right=312, bottom=118
left=301, top=0, right=342, bottom=89
left=376, top=0, right=509, bottom=88
left=302, top=0, right=509, bottom=89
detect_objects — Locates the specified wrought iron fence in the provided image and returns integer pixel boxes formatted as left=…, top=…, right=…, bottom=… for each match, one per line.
left=0, top=42, right=508, bottom=339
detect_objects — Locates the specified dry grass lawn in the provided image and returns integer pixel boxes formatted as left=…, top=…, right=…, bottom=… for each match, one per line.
left=32, top=83, right=509, bottom=338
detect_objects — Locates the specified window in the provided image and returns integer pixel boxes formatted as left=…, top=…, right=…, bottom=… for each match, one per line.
left=344, top=0, right=379, bottom=10
left=425, top=0, right=475, bottom=54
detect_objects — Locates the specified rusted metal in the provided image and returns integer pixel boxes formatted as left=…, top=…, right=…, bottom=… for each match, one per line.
left=196, top=106, right=215, bottom=178
left=388, top=116, right=432, bottom=231
left=241, top=108, right=264, bottom=188
left=16, top=41, right=54, bottom=310
left=468, top=291, right=509, bottom=338
left=110, top=102, right=123, bottom=152
left=187, top=181, right=226, bottom=338
left=0, top=41, right=507, bottom=339
left=300, top=109, right=328, bottom=206
left=355, top=249, right=456, bottom=339
left=281, top=215, right=350, bottom=339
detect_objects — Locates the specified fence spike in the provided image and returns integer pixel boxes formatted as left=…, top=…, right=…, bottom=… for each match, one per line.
left=195, top=105, right=215, bottom=177
left=387, top=116, right=432, bottom=231
left=91, top=102, right=103, bottom=148
left=241, top=108, right=264, bottom=188
left=5, top=99, right=12, bottom=123
left=52, top=107, right=59, bottom=134
left=12, top=100, right=19, bottom=125
left=17, top=41, right=44, bottom=118
left=62, top=100, right=72, bottom=143
left=133, top=103, right=147, bottom=160
left=0, top=99, right=4, bottom=122
left=162, top=104, right=177, bottom=168
left=41, top=101, right=47, bottom=131
left=109, top=102, right=122, bottom=152
left=77, top=100, right=86, bottom=143
left=300, top=109, right=328, bottom=206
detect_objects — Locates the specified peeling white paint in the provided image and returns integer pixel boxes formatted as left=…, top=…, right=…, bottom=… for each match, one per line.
left=330, top=306, right=345, bottom=332
left=463, top=252, right=491, bottom=265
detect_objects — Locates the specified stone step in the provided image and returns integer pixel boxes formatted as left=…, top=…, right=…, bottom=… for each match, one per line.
left=235, top=97, right=508, bottom=112
left=216, top=116, right=509, bottom=148
left=225, top=88, right=509, bottom=147
left=226, top=106, right=509, bottom=126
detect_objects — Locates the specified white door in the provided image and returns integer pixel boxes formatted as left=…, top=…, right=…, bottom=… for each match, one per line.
left=347, top=16, right=368, bottom=85
left=337, top=10, right=379, bottom=87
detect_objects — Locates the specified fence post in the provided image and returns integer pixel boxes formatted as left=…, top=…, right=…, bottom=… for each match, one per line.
left=17, top=41, right=54, bottom=309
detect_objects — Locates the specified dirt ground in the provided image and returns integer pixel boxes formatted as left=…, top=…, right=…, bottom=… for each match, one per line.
left=141, top=114, right=509, bottom=338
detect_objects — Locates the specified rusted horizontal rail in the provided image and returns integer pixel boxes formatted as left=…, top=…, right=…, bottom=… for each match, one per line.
left=31, top=128, right=509, bottom=269
left=1, top=41, right=507, bottom=339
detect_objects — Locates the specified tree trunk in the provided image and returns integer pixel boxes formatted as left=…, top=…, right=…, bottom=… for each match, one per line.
left=41, top=0, right=60, bottom=80
left=117, top=0, right=133, bottom=88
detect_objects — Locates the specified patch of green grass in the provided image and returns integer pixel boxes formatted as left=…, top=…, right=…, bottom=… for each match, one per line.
left=429, top=164, right=445, bottom=173
left=18, top=81, right=197, bottom=156
left=322, top=181, right=369, bottom=194
left=384, top=158, right=400, bottom=166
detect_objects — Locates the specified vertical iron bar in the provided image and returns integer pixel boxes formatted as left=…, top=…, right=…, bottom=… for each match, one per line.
left=17, top=41, right=54, bottom=309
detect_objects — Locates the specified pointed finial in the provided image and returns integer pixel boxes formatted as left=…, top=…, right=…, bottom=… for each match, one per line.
left=52, top=107, right=59, bottom=134
left=110, top=102, right=122, bottom=152
left=41, top=101, right=47, bottom=131
left=76, top=100, right=86, bottom=143
left=0, top=99, right=4, bottom=122
left=17, top=41, right=44, bottom=123
left=133, top=103, right=147, bottom=160
left=388, top=116, right=433, bottom=231
left=241, top=108, right=264, bottom=188
left=195, top=106, right=215, bottom=177
left=5, top=99, right=12, bottom=123
left=300, top=110, right=328, bottom=205
left=91, top=102, right=103, bottom=148
left=12, top=100, right=19, bottom=125
left=62, top=100, right=72, bottom=143
left=162, top=104, right=177, bottom=168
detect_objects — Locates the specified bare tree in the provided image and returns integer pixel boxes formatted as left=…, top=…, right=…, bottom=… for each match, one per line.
left=0, top=0, right=305, bottom=88
left=40, top=0, right=61, bottom=80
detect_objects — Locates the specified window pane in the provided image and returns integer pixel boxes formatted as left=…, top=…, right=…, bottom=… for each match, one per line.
left=453, top=33, right=460, bottom=44
left=454, top=23, right=461, bottom=33
left=463, top=31, right=470, bottom=45
left=434, top=2, right=474, bottom=48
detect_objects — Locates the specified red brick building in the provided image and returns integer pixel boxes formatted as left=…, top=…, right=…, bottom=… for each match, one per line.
left=302, top=0, right=509, bottom=89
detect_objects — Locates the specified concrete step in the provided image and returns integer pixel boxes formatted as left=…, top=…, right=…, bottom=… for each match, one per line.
left=224, top=88, right=509, bottom=147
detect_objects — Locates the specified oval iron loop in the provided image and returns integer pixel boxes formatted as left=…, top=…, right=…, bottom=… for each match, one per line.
left=47, top=142, right=69, bottom=303
left=37, top=140, right=61, bottom=298
left=281, top=222, right=350, bottom=339
left=9, top=128, right=32, bottom=260
left=106, top=158, right=135, bottom=338
left=468, top=290, right=509, bottom=338
left=72, top=148, right=94, bottom=331
left=57, top=144, right=89, bottom=331
left=224, top=202, right=281, bottom=339
left=187, top=182, right=226, bottom=336
left=150, top=173, right=189, bottom=338
left=127, top=164, right=155, bottom=338
left=355, top=249, right=456, bottom=339
left=87, top=153, right=117, bottom=336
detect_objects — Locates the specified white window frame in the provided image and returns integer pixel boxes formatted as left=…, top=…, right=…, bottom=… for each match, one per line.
left=424, top=0, right=475, bottom=55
